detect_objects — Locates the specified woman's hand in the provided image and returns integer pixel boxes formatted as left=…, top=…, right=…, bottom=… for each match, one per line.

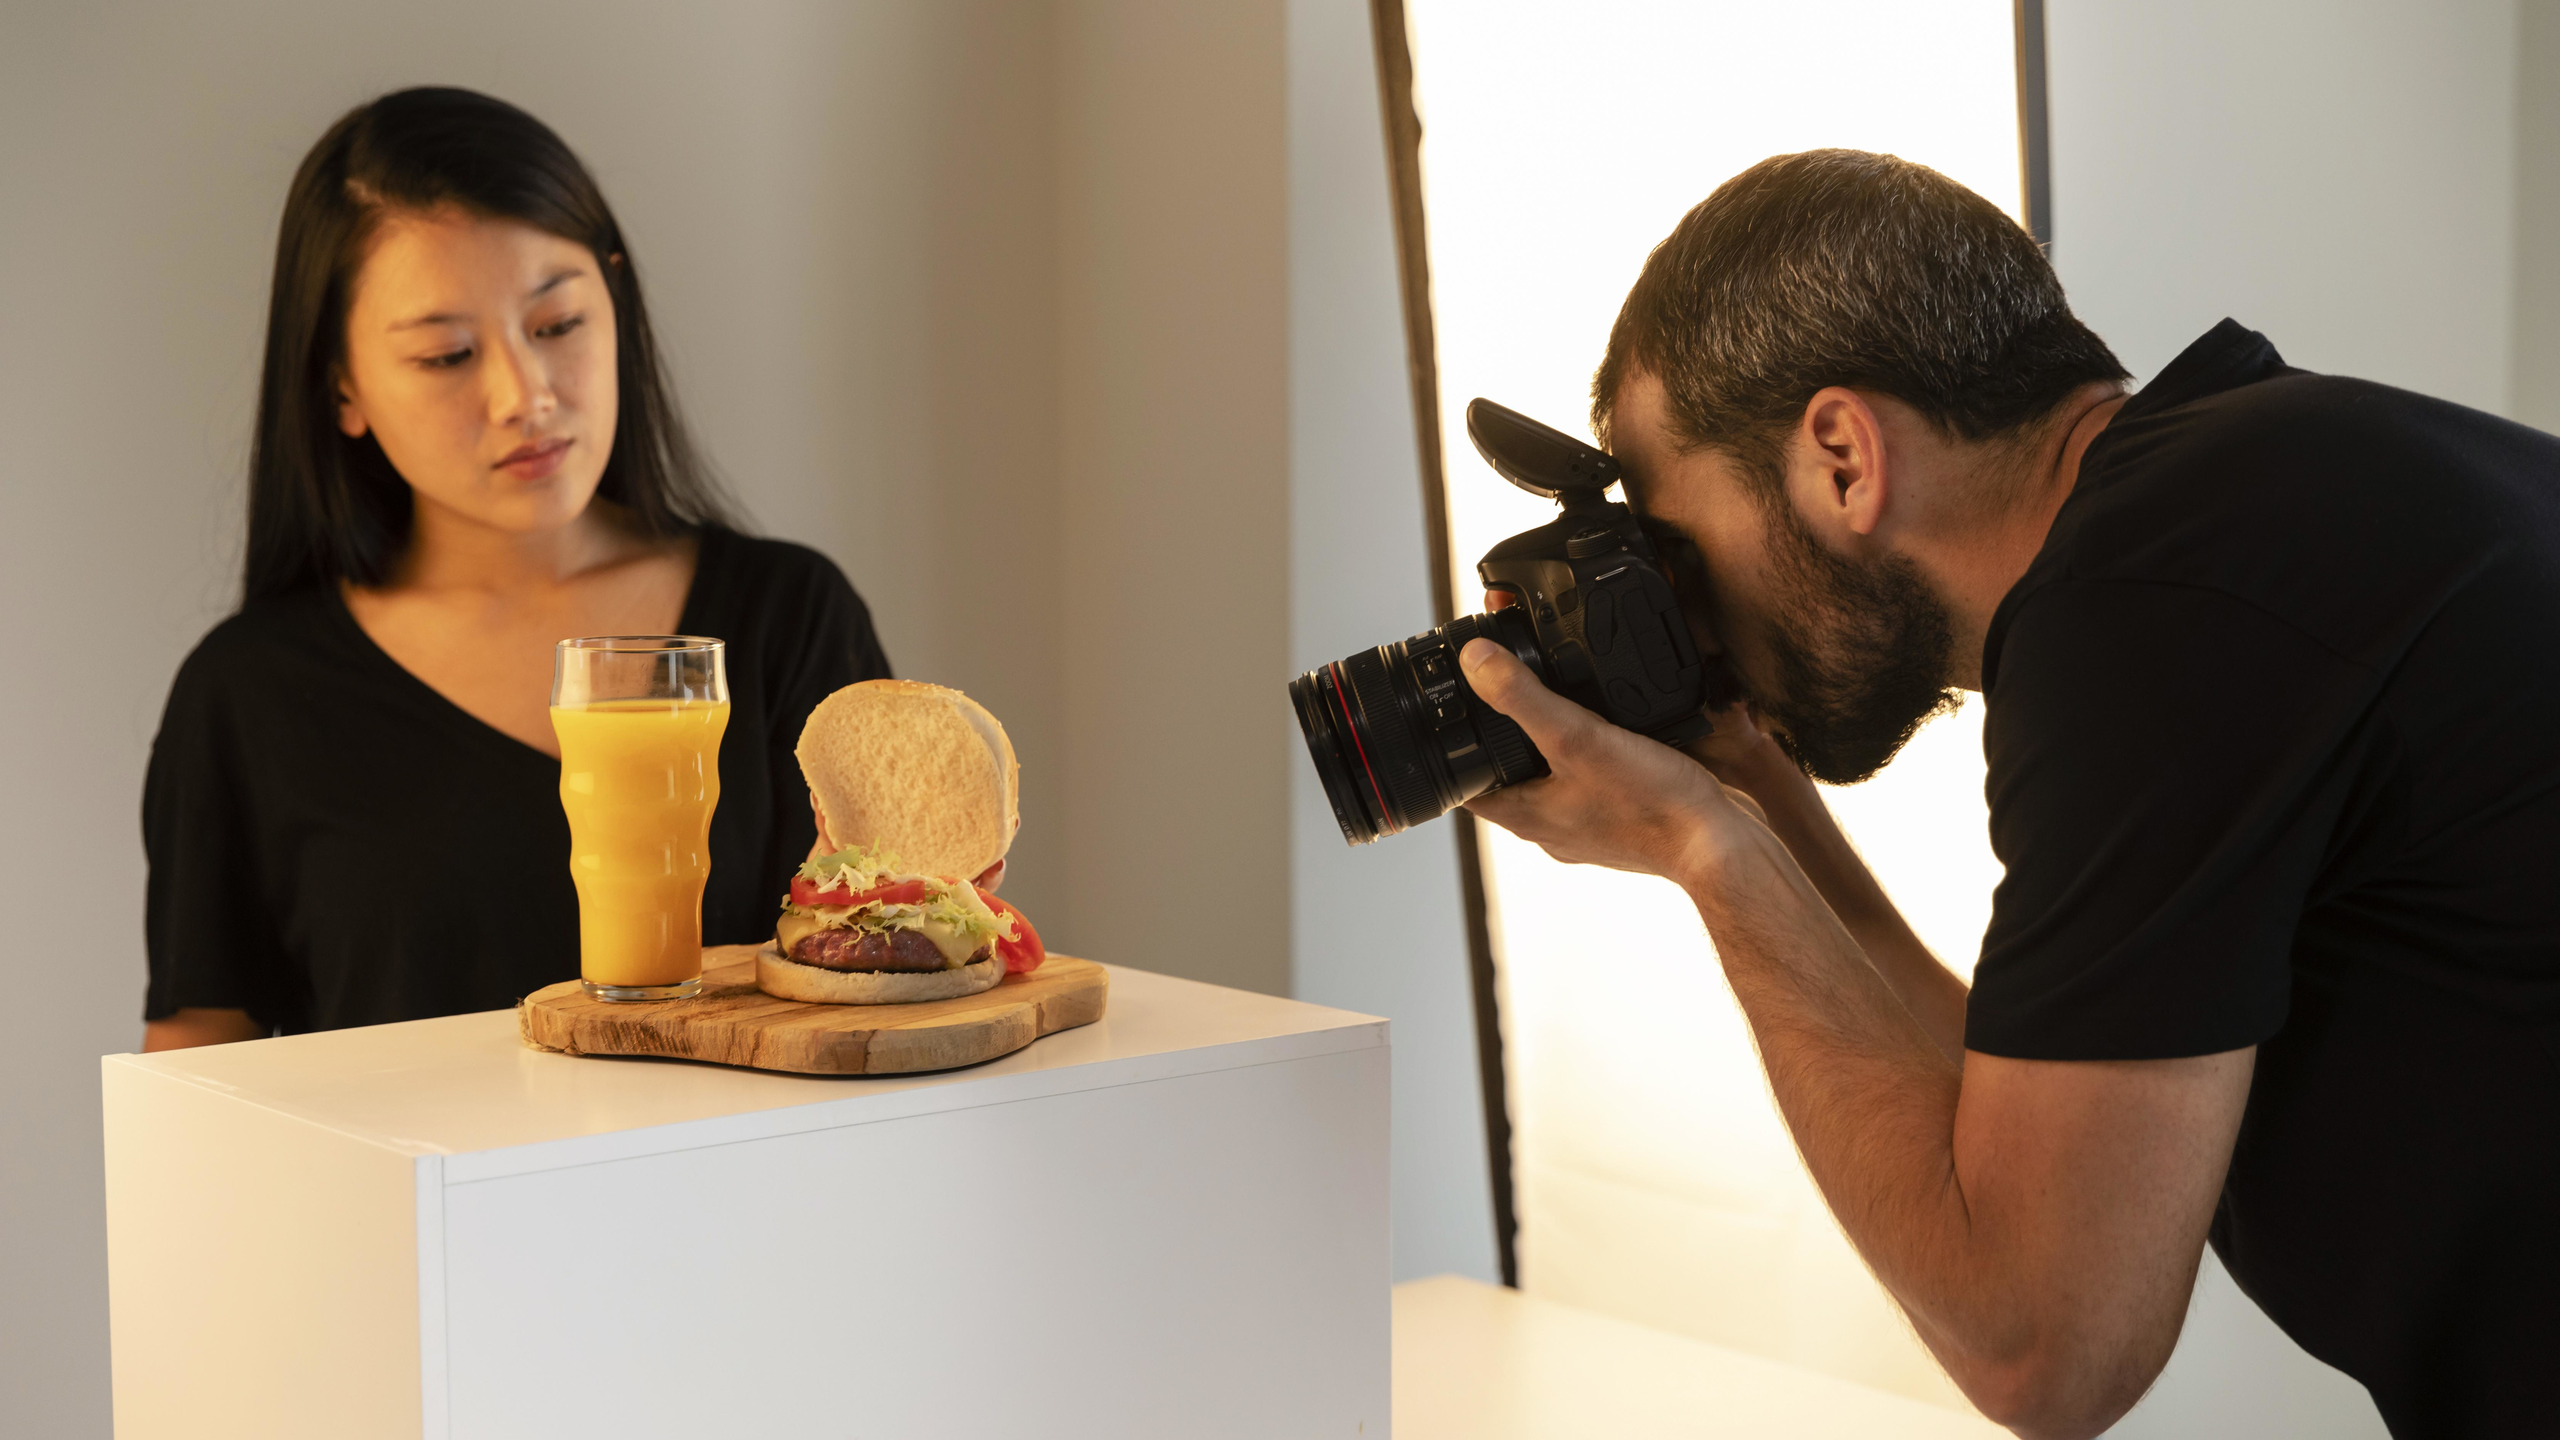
left=1458, top=638, right=1771, bottom=882
left=143, top=1008, right=264, bottom=1051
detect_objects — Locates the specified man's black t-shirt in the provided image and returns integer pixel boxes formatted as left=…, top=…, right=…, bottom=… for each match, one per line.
left=143, top=526, right=891, bottom=1033
left=1966, top=321, right=2560, bottom=1437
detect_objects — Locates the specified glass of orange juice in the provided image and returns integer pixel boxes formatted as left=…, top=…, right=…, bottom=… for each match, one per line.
left=551, top=636, right=731, bottom=1001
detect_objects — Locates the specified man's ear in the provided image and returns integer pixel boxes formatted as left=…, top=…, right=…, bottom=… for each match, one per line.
left=335, top=371, right=369, bottom=439
left=1797, top=386, right=1889, bottom=538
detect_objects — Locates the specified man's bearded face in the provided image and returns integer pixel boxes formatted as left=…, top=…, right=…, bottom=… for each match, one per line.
left=1748, top=486, right=1963, bottom=785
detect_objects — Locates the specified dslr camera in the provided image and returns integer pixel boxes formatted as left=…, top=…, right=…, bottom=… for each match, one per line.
left=1291, top=399, right=1740, bottom=845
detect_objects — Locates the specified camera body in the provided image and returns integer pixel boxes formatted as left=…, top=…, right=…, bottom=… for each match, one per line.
left=1291, top=399, right=1738, bottom=846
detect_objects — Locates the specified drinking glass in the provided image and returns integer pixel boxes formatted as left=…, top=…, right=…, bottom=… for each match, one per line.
left=550, top=636, right=731, bottom=1001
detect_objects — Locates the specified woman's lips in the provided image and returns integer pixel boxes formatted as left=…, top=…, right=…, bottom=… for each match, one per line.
left=496, top=438, right=571, bottom=480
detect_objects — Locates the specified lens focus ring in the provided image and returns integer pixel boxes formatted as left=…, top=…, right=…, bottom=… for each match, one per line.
left=1476, top=705, right=1544, bottom=786
left=1343, top=649, right=1437, bottom=829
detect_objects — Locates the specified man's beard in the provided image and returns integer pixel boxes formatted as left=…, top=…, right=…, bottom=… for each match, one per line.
left=1751, top=497, right=1963, bottom=786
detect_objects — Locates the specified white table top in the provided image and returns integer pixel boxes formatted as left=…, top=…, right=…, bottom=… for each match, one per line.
left=102, top=964, right=1384, bottom=1182
left=1394, top=1275, right=2007, bottom=1439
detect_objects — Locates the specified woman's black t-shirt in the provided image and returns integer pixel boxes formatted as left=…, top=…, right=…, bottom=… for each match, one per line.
left=142, top=527, right=890, bottom=1033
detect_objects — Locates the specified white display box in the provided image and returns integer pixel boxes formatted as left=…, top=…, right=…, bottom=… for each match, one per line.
left=102, top=966, right=1388, bottom=1439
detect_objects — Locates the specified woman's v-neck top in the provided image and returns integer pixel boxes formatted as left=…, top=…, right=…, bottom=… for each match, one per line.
left=141, top=527, right=891, bottom=1033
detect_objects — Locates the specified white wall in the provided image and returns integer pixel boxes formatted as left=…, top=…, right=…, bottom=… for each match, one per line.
left=2050, top=0, right=2519, bottom=405
left=1053, top=0, right=1292, bottom=999
left=0, top=2, right=1295, bottom=1431
left=1286, top=0, right=1500, bottom=1284
left=2513, top=0, right=2560, bottom=428
left=2047, top=1, right=2522, bottom=1434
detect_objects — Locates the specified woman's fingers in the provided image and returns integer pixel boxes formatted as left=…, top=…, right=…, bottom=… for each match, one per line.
left=973, top=858, right=1006, bottom=893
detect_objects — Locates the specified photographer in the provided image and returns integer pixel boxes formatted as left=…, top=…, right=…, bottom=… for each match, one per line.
left=1459, top=150, right=2556, bottom=1439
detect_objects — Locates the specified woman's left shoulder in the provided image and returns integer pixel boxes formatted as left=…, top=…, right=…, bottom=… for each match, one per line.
left=693, top=527, right=869, bottom=614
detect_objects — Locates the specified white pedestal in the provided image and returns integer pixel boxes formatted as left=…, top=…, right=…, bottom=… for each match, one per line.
left=103, top=966, right=1388, bottom=1439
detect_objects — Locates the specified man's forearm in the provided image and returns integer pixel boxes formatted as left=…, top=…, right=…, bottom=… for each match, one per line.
left=1455, top=640, right=2228, bottom=1438
left=1676, top=821, right=2039, bottom=1396
left=1715, top=748, right=1971, bottom=1061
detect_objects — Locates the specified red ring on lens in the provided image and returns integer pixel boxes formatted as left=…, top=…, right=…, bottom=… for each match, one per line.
left=1329, top=660, right=1394, bottom=828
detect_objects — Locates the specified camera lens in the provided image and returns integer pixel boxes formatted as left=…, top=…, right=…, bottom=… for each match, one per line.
left=1288, top=608, right=1552, bottom=845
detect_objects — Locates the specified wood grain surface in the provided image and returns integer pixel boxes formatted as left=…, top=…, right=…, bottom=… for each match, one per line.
left=518, top=945, right=1109, bottom=1075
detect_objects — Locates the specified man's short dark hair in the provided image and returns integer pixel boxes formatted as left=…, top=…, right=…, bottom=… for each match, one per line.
left=1592, top=149, right=2127, bottom=498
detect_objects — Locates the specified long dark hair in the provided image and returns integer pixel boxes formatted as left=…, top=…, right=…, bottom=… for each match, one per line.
left=242, top=86, right=737, bottom=602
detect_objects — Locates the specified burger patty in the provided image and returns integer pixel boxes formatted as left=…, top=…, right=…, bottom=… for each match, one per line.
left=788, top=927, right=991, bottom=973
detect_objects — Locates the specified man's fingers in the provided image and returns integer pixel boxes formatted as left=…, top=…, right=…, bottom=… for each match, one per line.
left=1459, top=638, right=1581, bottom=746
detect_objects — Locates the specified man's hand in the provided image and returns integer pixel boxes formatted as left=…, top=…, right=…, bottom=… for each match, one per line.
left=1456, top=638, right=1769, bottom=877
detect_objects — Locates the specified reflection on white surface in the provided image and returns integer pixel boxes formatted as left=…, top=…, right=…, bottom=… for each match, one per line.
left=1393, top=1273, right=2011, bottom=1439
left=1406, top=0, right=2018, bottom=1407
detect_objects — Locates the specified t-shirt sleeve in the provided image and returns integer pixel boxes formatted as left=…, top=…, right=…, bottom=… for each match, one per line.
left=1966, top=579, right=2384, bottom=1060
left=141, top=645, right=287, bottom=1028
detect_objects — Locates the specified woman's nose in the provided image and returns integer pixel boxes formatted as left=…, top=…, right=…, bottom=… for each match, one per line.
left=484, top=332, right=557, bottom=428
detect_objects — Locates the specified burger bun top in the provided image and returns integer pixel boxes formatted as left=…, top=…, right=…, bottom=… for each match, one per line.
left=797, top=679, right=1019, bottom=880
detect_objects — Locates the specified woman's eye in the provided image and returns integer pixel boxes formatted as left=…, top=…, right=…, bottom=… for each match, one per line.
left=537, top=313, right=586, bottom=340
left=419, top=348, right=472, bottom=370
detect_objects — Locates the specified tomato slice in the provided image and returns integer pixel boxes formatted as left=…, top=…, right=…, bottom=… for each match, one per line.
left=789, top=876, right=851, bottom=907
left=788, top=876, right=939, bottom=909
left=789, top=874, right=1041, bottom=973
left=983, top=895, right=1046, bottom=974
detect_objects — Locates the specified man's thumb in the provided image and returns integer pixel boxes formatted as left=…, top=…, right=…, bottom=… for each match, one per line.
left=1460, top=638, right=1554, bottom=728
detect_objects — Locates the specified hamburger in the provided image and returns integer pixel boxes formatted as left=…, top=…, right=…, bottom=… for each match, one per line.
left=759, top=680, right=1046, bottom=1005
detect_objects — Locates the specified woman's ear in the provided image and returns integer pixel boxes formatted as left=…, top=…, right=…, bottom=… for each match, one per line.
left=335, top=372, right=369, bottom=439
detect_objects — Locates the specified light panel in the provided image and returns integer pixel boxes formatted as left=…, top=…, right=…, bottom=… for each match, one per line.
left=1406, top=0, right=2020, bottom=1406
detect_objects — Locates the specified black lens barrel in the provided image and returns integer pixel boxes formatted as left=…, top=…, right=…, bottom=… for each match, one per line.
left=1289, top=606, right=1554, bottom=846
left=1435, top=613, right=1548, bottom=794
left=1288, top=662, right=1388, bottom=845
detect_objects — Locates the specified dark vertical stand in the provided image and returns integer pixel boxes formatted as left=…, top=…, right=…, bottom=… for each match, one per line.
left=1367, top=0, right=1520, bottom=1289
left=2015, top=0, right=2054, bottom=247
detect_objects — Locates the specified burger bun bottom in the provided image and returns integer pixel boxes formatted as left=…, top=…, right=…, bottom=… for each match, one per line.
left=756, top=946, right=1006, bottom=1005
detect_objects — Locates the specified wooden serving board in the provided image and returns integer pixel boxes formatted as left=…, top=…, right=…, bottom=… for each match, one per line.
left=518, top=944, right=1108, bottom=1076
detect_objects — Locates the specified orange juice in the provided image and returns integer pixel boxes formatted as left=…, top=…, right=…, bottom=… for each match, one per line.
left=551, top=699, right=731, bottom=989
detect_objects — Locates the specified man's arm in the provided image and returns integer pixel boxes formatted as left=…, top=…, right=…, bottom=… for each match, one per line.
left=1487, top=588, right=1968, bottom=1059
left=1683, top=710, right=1969, bottom=1062
left=1459, top=640, right=2250, bottom=1439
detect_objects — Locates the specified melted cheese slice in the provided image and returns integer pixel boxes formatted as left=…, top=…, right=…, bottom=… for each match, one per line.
left=774, top=908, right=986, bottom=968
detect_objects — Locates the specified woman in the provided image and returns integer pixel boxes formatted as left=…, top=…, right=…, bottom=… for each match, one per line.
left=143, top=88, right=890, bottom=1048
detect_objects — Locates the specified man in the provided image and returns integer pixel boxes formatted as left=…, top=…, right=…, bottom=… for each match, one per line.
left=1460, top=149, right=2557, bottom=1439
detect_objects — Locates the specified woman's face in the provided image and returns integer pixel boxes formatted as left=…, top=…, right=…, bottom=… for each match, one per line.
left=336, top=210, right=619, bottom=538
